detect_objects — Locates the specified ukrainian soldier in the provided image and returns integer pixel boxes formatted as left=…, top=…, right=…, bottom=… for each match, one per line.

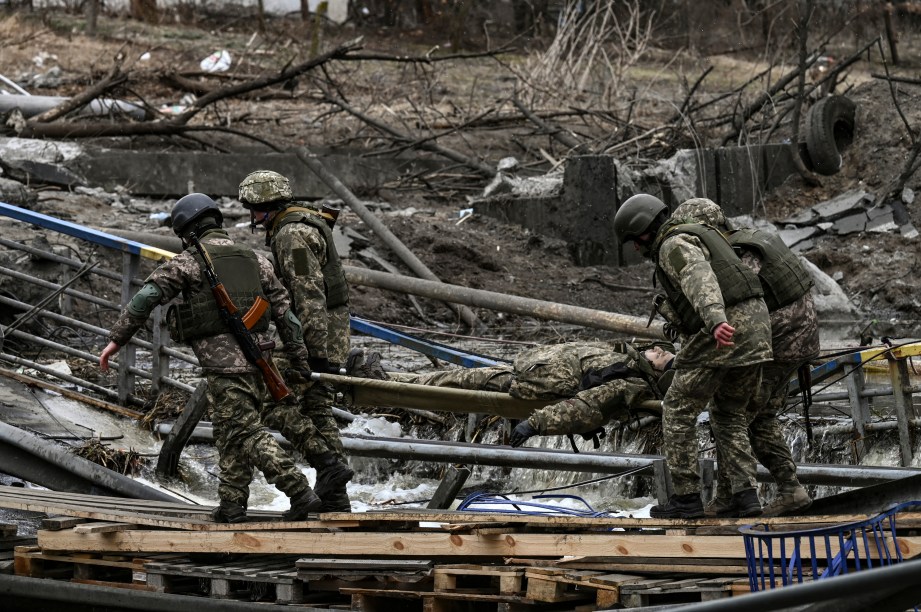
left=238, top=170, right=353, bottom=512
left=614, top=194, right=773, bottom=519
left=99, top=193, right=321, bottom=523
left=385, top=341, right=674, bottom=447
left=678, top=199, right=817, bottom=518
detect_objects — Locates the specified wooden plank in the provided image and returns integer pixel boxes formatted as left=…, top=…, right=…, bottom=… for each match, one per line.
left=6, top=485, right=921, bottom=531
left=74, top=522, right=138, bottom=534
left=41, top=516, right=87, bottom=531
left=40, top=528, right=921, bottom=559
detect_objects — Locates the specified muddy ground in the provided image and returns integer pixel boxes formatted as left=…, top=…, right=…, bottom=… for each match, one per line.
left=1, top=9, right=921, bottom=348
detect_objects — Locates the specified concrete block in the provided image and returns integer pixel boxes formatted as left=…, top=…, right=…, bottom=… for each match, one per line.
left=694, top=148, right=718, bottom=201
left=716, top=147, right=759, bottom=216
left=832, top=212, right=868, bottom=235
left=761, top=143, right=801, bottom=191
left=67, top=149, right=447, bottom=198
left=866, top=211, right=897, bottom=233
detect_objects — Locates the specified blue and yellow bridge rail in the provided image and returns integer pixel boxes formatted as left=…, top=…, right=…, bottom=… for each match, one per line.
left=0, top=202, right=175, bottom=262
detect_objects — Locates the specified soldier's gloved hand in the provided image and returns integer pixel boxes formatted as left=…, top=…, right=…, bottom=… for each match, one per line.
left=285, top=363, right=313, bottom=385
left=663, top=323, right=680, bottom=342
left=308, top=357, right=332, bottom=374
left=509, top=421, right=538, bottom=448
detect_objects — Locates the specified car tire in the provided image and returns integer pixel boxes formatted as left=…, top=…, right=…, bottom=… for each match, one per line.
left=804, top=95, right=856, bottom=176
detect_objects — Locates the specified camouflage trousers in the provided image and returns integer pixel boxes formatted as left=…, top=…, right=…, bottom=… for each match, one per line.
left=712, top=360, right=804, bottom=499
left=263, top=355, right=346, bottom=461
left=528, top=379, right=642, bottom=435
left=389, top=367, right=514, bottom=393
left=207, top=373, right=310, bottom=507
left=663, top=364, right=763, bottom=495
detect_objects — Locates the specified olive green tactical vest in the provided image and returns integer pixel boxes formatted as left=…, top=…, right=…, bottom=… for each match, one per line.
left=168, top=237, right=270, bottom=343
left=728, top=228, right=813, bottom=312
left=653, top=223, right=763, bottom=335
left=271, top=206, right=350, bottom=309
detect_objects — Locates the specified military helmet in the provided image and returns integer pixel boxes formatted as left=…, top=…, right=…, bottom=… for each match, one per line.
left=238, top=170, right=293, bottom=210
left=171, top=193, right=222, bottom=237
left=613, top=194, right=668, bottom=243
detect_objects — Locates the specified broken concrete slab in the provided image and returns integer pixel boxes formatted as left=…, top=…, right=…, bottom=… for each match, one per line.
left=866, top=211, right=897, bottom=233
left=778, top=226, right=818, bottom=247
left=832, top=212, right=868, bottom=235
left=812, top=190, right=869, bottom=221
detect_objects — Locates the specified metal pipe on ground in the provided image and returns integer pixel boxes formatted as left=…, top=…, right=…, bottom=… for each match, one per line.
left=0, top=294, right=198, bottom=367
left=0, top=573, right=292, bottom=612
left=0, top=420, right=178, bottom=501
left=666, top=558, right=921, bottom=612
left=344, top=267, right=665, bottom=338
left=3, top=327, right=195, bottom=393
left=0, top=236, right=132, bottom=285
left=156, top=423, right=921, bottom=487
left=295, top=147, right=484, bottom=331
left=0, top=350, right=146, bottom=407
left=0, top=94, right=149, bottom=120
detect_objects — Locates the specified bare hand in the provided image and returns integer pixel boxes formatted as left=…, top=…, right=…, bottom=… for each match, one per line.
left=99, top=341, right=120, bottom=372
left=712, top=322, right=735, bottom=348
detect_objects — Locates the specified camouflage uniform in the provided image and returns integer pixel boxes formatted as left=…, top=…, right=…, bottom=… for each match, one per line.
left=678, top=199, right=819, bottom=510
left=391, top=342, right=660, bottom=436
left=654, top=200, right=773, bottom=497
left=711, top=239, right=820, bottom=505
left=108, top=228, right=313, bottom=508
left=264, top=209, right=349, bottom=461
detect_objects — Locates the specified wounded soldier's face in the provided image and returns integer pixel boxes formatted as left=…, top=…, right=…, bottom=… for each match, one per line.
left=644, top=346, right=675, bottom=372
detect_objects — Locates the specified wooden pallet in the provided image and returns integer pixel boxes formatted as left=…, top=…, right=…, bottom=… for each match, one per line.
left=12, top=545, right=181, bottom=590
left=145, top=553, right=347, bottom=605
left=618, top=576, right=744, bottom=607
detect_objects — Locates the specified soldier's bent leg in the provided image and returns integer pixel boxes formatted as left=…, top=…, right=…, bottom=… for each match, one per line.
left=709, top=364, right=762, bottom=495
left=212, top=374, right=318, bottom=507
left=661, top=368, right=720, bottom=495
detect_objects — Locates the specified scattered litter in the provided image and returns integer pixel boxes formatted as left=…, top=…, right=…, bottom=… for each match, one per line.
left=458, top=207, right=473, bottom=219
left=200, top=50, right=232, bottom=73
left=139, top=52, right=151, bottom=62
left=158, top=103, right=187, bottom=116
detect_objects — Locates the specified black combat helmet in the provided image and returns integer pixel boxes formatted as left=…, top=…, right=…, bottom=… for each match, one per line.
left=171, top=193, right=223, bottom=237
left=613, top=194, right=668, bottom=243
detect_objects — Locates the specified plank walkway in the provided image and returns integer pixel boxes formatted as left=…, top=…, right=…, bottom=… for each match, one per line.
left=2, top=485, right=919, bottom=609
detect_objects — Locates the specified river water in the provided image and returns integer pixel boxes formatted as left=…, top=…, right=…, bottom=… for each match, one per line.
left=3, top=333, right=920, bottom=533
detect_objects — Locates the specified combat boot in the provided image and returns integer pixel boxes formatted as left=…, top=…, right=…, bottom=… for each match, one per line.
left=346, top=348, right=388, bottom=380
left=210, top=500, right=247, bottom=524
left=721, top=488, right=762, bottom=518
left=312, top=452, right=355, bottom=499
left=650, top=493, right=704, bottom=519
left=320, top=485, right=352, bottom=513
left=762, top=484, right=812, bottom=517
left=704, top=495, right=734, bottom=518
left=283, top=488, right=322, bottom=521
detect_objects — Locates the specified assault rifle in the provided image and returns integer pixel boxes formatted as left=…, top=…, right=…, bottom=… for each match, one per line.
left=189, top=233, right=292, bottom=402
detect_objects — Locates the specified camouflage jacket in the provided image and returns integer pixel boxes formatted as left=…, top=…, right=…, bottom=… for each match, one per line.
left=656, top=229, right=773, bottom=369
left=270, top=219, right=349, bottom=361
left=109, top=230, right=309, bottom=374
left=739, top=250, right=820, bottom=363
left=508, top=341, right=653, bottom=400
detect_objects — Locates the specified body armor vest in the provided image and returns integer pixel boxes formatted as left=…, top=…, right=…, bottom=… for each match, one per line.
left=653, top=223, right=763, bottom=335
left=728, top=228, right=813, bottom=312
left=168, top=237, right=270, bottom=343
left=271, top=207, right=349, bottom=309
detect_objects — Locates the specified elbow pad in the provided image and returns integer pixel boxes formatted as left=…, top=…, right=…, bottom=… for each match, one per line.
left=127, top=282, right=163, bottom=317
left=281, top=309, right=305, bottom=344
